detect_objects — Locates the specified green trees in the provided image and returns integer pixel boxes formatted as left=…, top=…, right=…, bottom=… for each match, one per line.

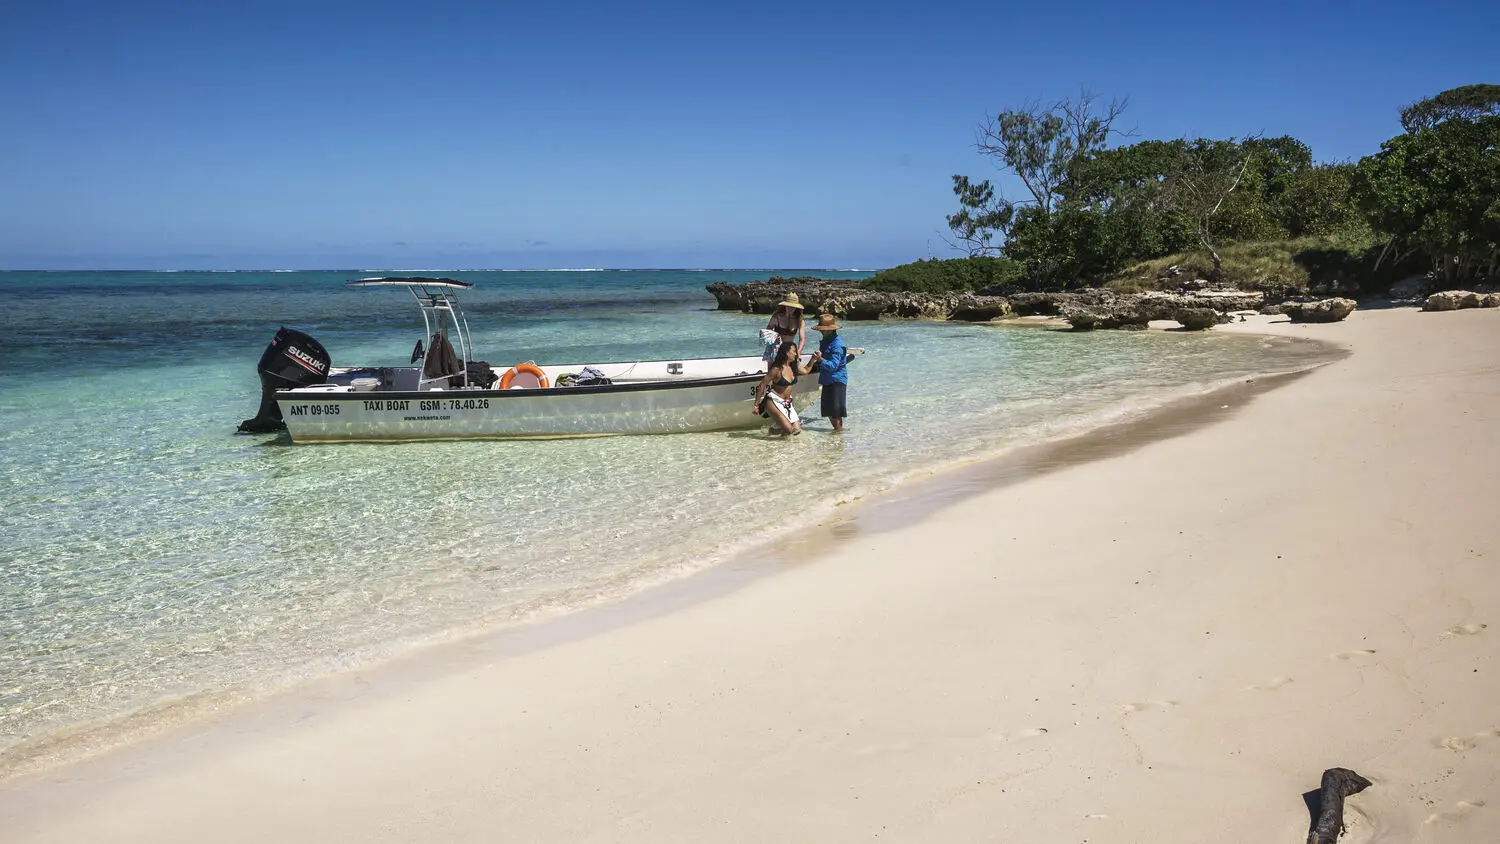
left=860, top=256, right=1025, bottom=293
left=946, top=175, right=1014, bottom=257
left=1283, top=163, right=1366, bottom=239
left=1398, top=84, right=1500, bottom=133
left=1157, top=139, right=1254, bottom=282
left=949, top=131, right=1340, bottom=288
left=1147, top=136, right=1327, bottom=281
left=946, top=92, right=1128, bottom=285
left=942, top=84, right=1497, bottom=292
left=1217, top=136, right=1314, bottom=241
left=1356, top=86, right=1500, bottom=286
left=946, top=95, right=1352, bottom=289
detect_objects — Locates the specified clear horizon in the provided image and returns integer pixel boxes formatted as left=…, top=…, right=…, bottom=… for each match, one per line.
left=3, top=0, right=1495, bottom=271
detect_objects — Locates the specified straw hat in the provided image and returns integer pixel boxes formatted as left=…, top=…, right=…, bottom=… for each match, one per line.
left=811, top=313, right=841, bottom=332
left=776, top=292, right=804, bottom=310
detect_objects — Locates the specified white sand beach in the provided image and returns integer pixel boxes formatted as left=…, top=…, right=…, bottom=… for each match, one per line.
left=3, top=306, right=1498, bottom=843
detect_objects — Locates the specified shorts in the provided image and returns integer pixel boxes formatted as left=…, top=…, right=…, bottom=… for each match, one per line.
left=820, top=382, right=847, bottom=419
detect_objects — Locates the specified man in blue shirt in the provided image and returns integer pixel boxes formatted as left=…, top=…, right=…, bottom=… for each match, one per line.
left=810, top=313, right=853, bottom=433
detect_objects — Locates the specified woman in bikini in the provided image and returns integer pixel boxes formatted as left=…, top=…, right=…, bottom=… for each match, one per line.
left=761, top=293, right=806, bottom=362
left=752, top=341, right=817, bottom=437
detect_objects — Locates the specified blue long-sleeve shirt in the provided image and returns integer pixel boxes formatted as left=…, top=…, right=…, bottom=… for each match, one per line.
left=818, top=335, right=848, bottom=386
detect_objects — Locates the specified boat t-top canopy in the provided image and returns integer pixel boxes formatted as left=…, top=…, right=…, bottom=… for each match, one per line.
left=347, top=276, right=473, bottom=290
left=347, top=277, right=477, bottom=387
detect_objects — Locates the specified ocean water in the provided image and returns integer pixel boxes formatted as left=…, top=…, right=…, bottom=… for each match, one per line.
left=0, top=269, right=1336, bottom=768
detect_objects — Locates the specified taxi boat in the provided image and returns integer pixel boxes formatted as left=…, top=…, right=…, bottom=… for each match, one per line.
left=237, top=277, right=818, bottom=442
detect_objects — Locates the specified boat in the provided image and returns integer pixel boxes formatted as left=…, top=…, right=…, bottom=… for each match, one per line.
left=237, top=277, right=820, bottom=442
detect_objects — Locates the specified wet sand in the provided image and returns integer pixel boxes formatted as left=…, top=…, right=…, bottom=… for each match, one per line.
left=4, top=306, right=1497, bottom=843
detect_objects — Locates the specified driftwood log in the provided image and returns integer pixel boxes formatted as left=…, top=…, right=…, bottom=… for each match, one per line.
left=1307, top=767, right=1372, bottom=844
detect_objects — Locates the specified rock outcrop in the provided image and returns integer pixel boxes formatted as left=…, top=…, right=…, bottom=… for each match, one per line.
left=706, top=278, right=1264, bottom=330
left=1000, top=291, right=1073, bottom=316
left=817, top=291, right=1015, bottom=321
left=1173, top=308, right=1226, bottom=331
left=1423, top=290, right=1500, bottom=311
left=1064, top=311, right=1101, bottom=331
left=948, top=298, right=1015, bottom=322
left=1056, top=290, right=1263, bottom=330
left=705, top=278, right=868, bottom=314
left=1281, top=298, right=1357, bottom=323
left=1425, top=290, right=1480, bottom=311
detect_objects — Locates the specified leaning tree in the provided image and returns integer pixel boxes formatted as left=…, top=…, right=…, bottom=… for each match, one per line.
left=1157, top=139, right=1255, bottom=283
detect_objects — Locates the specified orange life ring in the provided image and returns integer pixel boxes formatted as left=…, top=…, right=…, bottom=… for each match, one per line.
left=499, top=363, right=550, bottom=390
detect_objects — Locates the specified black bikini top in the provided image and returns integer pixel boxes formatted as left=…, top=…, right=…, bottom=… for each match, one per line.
left=773, top=373, right=797, bottom=388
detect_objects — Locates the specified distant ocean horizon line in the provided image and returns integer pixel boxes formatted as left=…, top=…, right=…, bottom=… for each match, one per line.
left=0, top=267, right=881, bottom=274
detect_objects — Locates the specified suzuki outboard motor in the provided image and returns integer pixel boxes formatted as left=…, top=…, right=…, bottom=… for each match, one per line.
left=237, top=327, right=331, bottom=433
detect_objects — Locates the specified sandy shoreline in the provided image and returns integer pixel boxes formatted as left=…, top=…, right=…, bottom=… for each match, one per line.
left=5, top=306, right=1498, bottom=842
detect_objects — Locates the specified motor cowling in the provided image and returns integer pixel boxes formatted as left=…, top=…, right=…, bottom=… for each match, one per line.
left=237, top=327, right=332, bottom=433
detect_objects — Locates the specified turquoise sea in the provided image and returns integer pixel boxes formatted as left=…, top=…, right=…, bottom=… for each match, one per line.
left=0, top=269, right=1335, bottom=770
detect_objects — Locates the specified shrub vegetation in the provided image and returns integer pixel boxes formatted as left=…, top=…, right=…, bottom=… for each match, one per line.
left=859, top=257, right=1025, bottom=293
left=872, top=84, right=1500, bottom=296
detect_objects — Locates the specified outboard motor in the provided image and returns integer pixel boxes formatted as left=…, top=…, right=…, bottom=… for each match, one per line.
left=237, top=327, right=331, bottom=433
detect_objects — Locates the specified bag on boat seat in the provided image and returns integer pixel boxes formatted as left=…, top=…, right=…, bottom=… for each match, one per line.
left=467, top=361, right=498, bottom=389
left=556, top=366, right=612, bottom=387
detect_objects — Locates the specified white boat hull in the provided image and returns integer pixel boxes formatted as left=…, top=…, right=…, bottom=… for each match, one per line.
left=275, top=355, right=821, bottom=442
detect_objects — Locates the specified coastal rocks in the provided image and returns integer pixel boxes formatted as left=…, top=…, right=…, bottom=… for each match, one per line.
left=1064, top=311, right=1101, bottom=331
left=1173, top=308, right=1226, bottom=331
left=1180, top=289, right=1268, bottom=312
left=819, top=293, right=886, bottom=321
left=705, top=277, right=863, bottom=314
left=1281, top=298, right=1357, bottom=323
left=705, top=278, right=1263, bottom=329
left=1425, top=290, right=1479, bottom=310
left=892, top=295, right=955, bottom=320
left=1057, top=290, right=1262, bottom=330
left=999, top=291, right=1074, bottom=316
left=1389, top=274, right=1429, bottom=300
left=821, top=291, right=1015, bottom=321
left=1059, top=298, right=1148, bottom=330
left=706, top=278, right=1021, bottom=322
left=947, top=297, right=1015, bottom=322
left=1059, top=298, right=1154, bottom=331
left=1423, top=290, right=1500, bottom=311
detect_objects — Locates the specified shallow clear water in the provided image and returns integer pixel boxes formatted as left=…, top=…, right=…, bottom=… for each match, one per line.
left=0, top=270, right=1334, bottom=762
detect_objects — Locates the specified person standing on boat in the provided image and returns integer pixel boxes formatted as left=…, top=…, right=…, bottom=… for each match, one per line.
left=810, top=313, right=854, bottom=434
left=753, top=341, right=815, bottom=437
left=763, top=293, right=806, bottom=362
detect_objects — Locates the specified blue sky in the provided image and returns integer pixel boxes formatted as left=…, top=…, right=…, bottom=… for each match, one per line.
left=1, top=0, right=1495, bottom=270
